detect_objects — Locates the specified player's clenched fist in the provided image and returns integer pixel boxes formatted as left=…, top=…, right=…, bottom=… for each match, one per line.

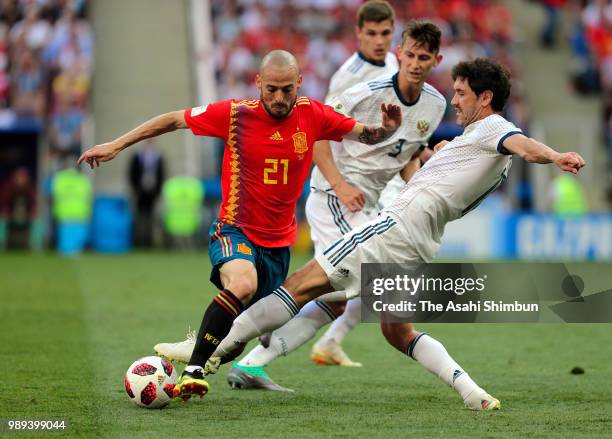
left=77, top=142, right=122, bottom=169
left=554, top=152, right=585, bottom=174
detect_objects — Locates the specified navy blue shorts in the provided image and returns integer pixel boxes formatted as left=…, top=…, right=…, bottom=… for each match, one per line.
left=208, top=219, right=290, bottom=307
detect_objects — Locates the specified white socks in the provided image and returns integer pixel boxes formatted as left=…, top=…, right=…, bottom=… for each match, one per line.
left=409, top=333, right=481, bottom=401
left=238, top=300, right=337, bottom=367
left=317, top=297, right=361, bottom=345
left=212, top=287, right=298, bottom=359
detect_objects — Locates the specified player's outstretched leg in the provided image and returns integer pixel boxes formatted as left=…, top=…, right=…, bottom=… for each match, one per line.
left=212, top=259, right=334, bottom=363
left=311, top=297, right=362, bottom=367
left=227, top=299, right=344, bottom=390
left=381, top=322, right=501, bottom=411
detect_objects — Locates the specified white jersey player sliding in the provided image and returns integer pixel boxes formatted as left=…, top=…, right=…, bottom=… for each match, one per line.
left=225, top=19, right=445, bottom=390
left=208, top=57, right=585, bottom=411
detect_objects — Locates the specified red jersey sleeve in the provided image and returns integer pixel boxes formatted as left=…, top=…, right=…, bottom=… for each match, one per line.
left=312, top=100, right=356, bottom=142
left=184, top=100, right=231, bottom=139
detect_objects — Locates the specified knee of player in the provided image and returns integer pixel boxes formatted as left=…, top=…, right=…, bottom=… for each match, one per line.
left=225, top=278, right=258, bottom=302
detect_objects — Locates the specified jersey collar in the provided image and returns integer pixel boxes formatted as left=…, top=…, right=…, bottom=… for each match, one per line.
left=357, top=51, right=386, bottom=67
left=392, top=73, right=420, bottom=107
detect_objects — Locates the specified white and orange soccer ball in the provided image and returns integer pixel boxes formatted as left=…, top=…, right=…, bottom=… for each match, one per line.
left=124, top=356, right=178, bottom=408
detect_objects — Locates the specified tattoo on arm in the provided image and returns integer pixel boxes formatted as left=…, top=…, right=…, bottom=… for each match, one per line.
left=358, top=125, right=395, bottom=145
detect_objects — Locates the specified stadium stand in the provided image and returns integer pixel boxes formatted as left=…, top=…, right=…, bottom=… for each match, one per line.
left=1, top=0, right=91, bottom=160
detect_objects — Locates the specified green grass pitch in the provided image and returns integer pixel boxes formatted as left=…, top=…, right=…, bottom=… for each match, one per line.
left=1, top=252, right=611, bottom=438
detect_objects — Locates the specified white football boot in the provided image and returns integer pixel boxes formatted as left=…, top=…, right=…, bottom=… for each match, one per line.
left=310, top=338, right=362, bottom=367
left=154, top=329, right=195, bottom=364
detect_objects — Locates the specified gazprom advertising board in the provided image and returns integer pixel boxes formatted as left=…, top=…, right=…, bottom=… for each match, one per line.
left=439, top=211, right=612, bottom=261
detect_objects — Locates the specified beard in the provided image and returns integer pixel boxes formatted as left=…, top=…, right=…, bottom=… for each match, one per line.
left=261, top=96, right=296, bottom=119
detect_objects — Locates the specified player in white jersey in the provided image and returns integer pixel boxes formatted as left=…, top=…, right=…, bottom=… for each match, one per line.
left=209, top=58, right=585, bottom=410
left=304, top=1, right=398, bottom=368
left=225, top=20, right=446, bottom=390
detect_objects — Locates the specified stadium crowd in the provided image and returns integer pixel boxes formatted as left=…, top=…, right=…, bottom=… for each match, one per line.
left=0, top=0, right=92, bottom=160
left=211, top=0, right=529, bottom=129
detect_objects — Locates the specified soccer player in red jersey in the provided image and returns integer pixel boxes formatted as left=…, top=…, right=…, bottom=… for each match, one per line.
left=78, top=50, right=402, bottom=400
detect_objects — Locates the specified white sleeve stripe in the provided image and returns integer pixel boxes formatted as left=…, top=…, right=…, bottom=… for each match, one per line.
left=369, top=78, right=393, bottom=84
left=348, top=59, right=365, bottom=73
left=369, top=83, right=394, bottom=91
left=346, top=56, right=361, bottom=72
left=422, top=88, right=446, bottom=104
left=423, top=84, right=445, bottom=100
left=368, top=79, right=393, bottom=85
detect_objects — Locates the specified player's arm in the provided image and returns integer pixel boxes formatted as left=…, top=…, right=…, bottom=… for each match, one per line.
left=399, top=148, right=426, bottom=183
left=77, top=111, right=187, bottom=169
left=502, top=134, right=585, bottom=174
left=343, top=103, right=402, bottom=145
left=313, top=140, right=365, bottom=212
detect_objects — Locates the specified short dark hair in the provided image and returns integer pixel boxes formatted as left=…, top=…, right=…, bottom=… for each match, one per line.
left=401, top=20, right=441, bottom=54
left=356, top=0, right=395, bottom=28
left=451, top=58, right=512, bottom=112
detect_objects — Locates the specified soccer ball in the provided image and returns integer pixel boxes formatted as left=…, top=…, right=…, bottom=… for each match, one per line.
left=124, top=356, right=178, bottom=409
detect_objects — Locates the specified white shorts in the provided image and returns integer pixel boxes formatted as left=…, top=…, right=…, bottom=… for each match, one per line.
left=377, top=173, right=406, bottom=209
left=316, top=213, right=423, bottom=299
left=305, top=189, right=376, bottom=257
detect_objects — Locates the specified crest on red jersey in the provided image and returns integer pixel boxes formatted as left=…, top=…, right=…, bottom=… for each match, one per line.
left=292, top=132, right=308, bottom=154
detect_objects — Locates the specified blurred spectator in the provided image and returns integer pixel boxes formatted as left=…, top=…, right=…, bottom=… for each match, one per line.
left=551, top=173, right=588, bottom=216
left=9, top=4, right=51, bottom=51
left=0, top=166, right=36, bottom=249
left=47, top=96, right=83, bottom=159
left=539, top=0, right=568, bottom=48
left=0, top=0, right=22, bottom=28
left=0, top=23, right=10, bottom=108
left=51, top=162, right=92, bottom=255
left=42, top=6, right=93, bottom=73
left=162, top=176, right=203, bottom=250
left=129, top=142, right=165, bottom=248
left=51, top=64, right=90, bottom=108
left=10, top=48, right=45, bottom=119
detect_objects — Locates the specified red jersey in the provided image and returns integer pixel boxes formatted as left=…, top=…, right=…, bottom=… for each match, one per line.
left=184, top=97, right=356, bottom=247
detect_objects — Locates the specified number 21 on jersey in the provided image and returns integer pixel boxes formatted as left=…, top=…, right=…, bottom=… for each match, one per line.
left=263, top=158, right=289, bottom=184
